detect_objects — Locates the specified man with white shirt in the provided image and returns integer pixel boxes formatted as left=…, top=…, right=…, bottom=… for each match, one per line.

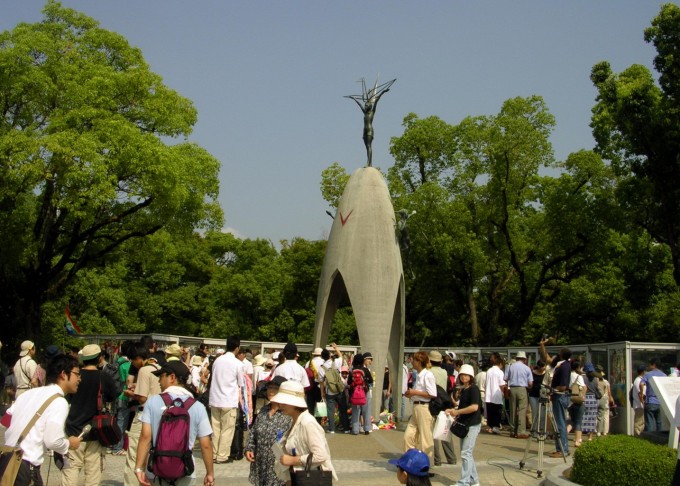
left=135, top=361, right=214, bottom=486
left=271, top=342, right=310, bottom=388
left=4, top=354, right=83, bottom=485
left=484, top=352, right=506, bottom=434
left=403, top=350, right=437, bottom=463
left=209, top=336, right=244, bottom=464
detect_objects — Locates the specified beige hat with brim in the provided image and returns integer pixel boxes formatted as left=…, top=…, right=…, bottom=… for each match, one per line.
left=191, top=355, right=203, bottom=366
left=253, top=354, right=267, bottom=367
left=459, top=364, right=475, bottom=378
left=81, top=344, right=101, bottom=361
left=515, top=351, right=527, bottom=360
left=165, top=344, right=182, bottom=357
left=19, top=340, right=34, bottom=357
left=270, top=380, right=307, bottom=408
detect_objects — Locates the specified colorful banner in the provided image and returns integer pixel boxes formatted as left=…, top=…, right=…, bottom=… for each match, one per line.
left=64, top=306, right=82, bottom=336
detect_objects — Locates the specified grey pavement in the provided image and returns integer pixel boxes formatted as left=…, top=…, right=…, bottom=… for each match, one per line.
left=34, top=427, right=575, bottom=486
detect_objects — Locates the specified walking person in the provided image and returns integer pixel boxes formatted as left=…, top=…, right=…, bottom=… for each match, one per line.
left=61, top=344, right=120, bottom=486
left=273, top=380, right=337, bottom=482
left=445, top=364, right=482, bottom=486
left=209, top=335, right=245, bottom=464
left=4, top=354, right=83, bottom=486
left=403, top=351, right=436, bottom=463
left=134, top=361, right=214, bottom=486
left=244, top=376, right=292, bottom=486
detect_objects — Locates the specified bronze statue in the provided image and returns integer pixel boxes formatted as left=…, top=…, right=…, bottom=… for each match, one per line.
left=345, top=78, right=396, bottom=167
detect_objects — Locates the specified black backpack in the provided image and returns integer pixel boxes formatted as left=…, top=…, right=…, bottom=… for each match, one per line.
left=429, top=385, right=453, bottom=417
left=102, top=361, right=123, bottom=398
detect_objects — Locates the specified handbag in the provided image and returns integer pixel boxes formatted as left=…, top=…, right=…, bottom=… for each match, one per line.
left=91, top=383, right=122, bottom=447
left=450, top=419, right=469, bottom=439
left=570, top=381, right=585, bottom=405
left=290, top=453, right=333, bottom=486
left=314, top=401, right=327, bottom=418
left=0, top=394, right=60, bottom=486
left=432, top=411, right=453, bottom=441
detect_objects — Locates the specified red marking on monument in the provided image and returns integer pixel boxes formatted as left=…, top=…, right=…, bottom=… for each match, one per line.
left=340, top=209, right=353, bottom=226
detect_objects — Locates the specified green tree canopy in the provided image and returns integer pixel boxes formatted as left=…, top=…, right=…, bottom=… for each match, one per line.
left=0, top=2, right=222, bottom=344
left=590, top=3, right=680, bottom=286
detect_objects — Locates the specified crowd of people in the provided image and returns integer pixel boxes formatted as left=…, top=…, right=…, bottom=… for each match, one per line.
left=0, top=336, right=678, bottom=486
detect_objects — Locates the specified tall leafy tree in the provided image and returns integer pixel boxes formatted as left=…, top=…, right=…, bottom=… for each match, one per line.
left=0, top=2, right=222, bottom=344
left=590, top=3, right=680, bottom=286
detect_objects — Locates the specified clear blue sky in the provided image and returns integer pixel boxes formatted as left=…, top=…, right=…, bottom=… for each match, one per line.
left=1, top=1, right=668, bottom=243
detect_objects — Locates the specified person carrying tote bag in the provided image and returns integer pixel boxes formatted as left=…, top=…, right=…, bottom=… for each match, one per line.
left=445, top=364, right=482, bottom=486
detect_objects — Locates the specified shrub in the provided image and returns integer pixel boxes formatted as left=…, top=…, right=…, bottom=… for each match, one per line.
left=571, top=435, right=676, bottom=486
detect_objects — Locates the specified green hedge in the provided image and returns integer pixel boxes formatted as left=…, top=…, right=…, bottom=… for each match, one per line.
left=571, top=435, right=676, bottom=486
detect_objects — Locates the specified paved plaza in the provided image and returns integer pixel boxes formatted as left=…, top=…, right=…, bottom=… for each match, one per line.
left=32, top=427, right=572, bottom=485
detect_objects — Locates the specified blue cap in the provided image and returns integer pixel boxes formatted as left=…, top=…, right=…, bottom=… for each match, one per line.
left=583, top=362, right=595, bottom=373
left=388, top=449, right=430, bottom=477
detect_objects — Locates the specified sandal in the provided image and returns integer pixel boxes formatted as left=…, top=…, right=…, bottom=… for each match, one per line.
left=112, top=450, right=126, bottom=456
left=483, top=427, right=494, bottom=434
left=574, top=441, right=582, bottom=448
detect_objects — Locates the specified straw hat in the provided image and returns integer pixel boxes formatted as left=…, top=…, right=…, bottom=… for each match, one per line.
left=191, top=355, right=204, bottom=366
left=253, top=354, right=267, bottom=367
left=312, top=347, right=323, bottom=356
left=428, top=350, right=442, bottom=363
left=270, top=380, right=307, bottom=408
left=165, top=344, right=182, bottom=357
left=515, top=351, right=527, bottom=360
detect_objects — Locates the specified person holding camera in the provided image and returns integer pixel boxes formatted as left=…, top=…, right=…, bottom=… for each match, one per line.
left=548, top=347, right=572, bottom=457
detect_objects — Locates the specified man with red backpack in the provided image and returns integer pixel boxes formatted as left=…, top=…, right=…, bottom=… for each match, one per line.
left=135, top=361, right=214, bottom=486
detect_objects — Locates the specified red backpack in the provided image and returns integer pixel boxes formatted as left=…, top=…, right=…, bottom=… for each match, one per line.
left=147, top=393, right=196, bottom=483
left=350, top=369, right=367, bottom=406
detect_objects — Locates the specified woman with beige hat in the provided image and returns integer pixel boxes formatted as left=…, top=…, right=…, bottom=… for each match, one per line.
left=272, top=380, right=337, bottom=482
left=445, top=364, right=481, bottom=486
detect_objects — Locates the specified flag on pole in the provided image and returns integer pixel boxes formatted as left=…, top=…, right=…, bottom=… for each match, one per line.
left=64, top=307, right=82, bottom=336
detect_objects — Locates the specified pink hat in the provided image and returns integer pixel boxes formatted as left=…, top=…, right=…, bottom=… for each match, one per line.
left=341, top=365, right=349, bottom=373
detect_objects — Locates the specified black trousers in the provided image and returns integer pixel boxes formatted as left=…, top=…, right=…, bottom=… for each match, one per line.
left=14, top=460, right=43, bottom=486
left=486, top=402, right=503, bottom=428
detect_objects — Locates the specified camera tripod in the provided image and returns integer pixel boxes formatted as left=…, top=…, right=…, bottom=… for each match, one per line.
left=519, top=388, right=567, bottom=478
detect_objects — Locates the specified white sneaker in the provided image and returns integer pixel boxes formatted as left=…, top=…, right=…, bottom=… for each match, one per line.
left=492, top=427, right=502, bottom=434
left=329, top=431, right=335, bottom=434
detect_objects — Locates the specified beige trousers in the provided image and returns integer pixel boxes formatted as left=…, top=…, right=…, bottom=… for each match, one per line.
left=634, top=408, right=644, bottom=436
left=124, top=412, right=142, bottom=486
left=404, top=403, right=434, bottom=462
left=211, top=406, right=238, bottom=462
left=509, top=387, right=529, bottom=435
left=59, top=440, right=104, bottom=486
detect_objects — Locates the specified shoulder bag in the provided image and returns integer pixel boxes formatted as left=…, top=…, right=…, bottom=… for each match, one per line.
left=290, top=453, right=333, bottom=486
left=450, top=419, right=469, bottom=439
left=91, top=383, right=122, bottom=447
left=0, top=394, right=60, bottom=486
left=570, top=376, right=585, bottom=405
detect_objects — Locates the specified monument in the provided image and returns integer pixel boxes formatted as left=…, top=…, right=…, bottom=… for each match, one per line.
left=314, top=78, right=405, bottom=419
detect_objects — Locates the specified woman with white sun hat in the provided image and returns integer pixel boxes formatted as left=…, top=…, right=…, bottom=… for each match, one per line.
left=272, top=380, right=337, bottom=482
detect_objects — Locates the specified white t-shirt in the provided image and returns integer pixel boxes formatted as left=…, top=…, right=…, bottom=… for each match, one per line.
left=209, top=352, right=245, bottom=408
left=485, top=366, right=506, bottom=405
left=272, top=360, right=310, bottom=387
left=5, top=384, right=70, bottom=466
left=633, top=376, right=644, bottom=409
left=570, top=371, right=585, bottom=387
